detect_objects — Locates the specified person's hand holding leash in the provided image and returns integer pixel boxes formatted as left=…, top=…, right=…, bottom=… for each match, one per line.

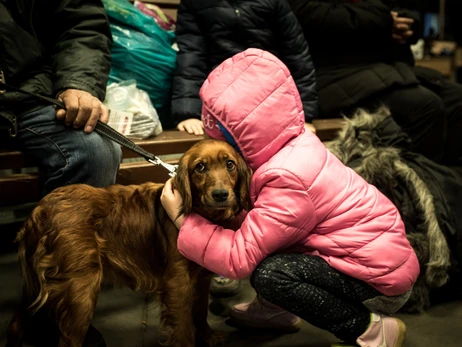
left=56, top=89, right=109, bottom=133
left=161, top=178, right=186, bottom=229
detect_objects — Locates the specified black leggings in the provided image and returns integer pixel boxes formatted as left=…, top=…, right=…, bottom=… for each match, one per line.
left=251, top=254, right=382, bottom=342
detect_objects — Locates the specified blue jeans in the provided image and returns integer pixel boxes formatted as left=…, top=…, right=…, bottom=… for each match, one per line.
left=15, top=106, right=122, bottom=196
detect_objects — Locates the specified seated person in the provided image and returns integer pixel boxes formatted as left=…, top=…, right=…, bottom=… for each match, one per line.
left=171, top=0, right=318, bottom=135
left=287, top=0, right=462, bottom=166
left=0, top=1, right=121, bottom=345
left=170, top=0, right=320, bottom=296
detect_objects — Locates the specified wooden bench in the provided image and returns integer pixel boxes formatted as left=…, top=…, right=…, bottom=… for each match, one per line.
left=0, top=119, right=344, bottom=207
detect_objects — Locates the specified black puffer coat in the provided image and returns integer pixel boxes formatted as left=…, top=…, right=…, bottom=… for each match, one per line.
left=171, top=0, right=318, bottom=124
left=0, top=0, right=112, bottom=113
left=287, top=0, right=420, bottom=117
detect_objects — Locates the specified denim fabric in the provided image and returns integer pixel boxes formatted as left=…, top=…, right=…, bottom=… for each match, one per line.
left=15, top=106, right=122, bottom=196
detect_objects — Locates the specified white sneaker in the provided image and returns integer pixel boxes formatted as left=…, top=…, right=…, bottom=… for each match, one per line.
left=356, top=313, right=406, bottom=347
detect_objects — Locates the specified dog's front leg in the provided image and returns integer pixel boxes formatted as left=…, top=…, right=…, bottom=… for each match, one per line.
left=159, top=259, right=196, bottom=347
left=193, top=271, right=227, bottom=347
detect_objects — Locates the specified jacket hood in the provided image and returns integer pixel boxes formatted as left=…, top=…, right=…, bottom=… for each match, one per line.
left=200, top=48, right=305, bottom=170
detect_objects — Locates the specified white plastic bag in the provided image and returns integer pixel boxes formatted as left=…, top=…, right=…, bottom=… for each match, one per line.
left=104, top=80, right=163, bottom=139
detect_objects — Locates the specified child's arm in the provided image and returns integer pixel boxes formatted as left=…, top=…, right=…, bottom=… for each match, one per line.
left=171, top=0, right=208, bottom=124
left=272, top=0, right=318, bottom=122
left=177, top=171, right=317, bottom=279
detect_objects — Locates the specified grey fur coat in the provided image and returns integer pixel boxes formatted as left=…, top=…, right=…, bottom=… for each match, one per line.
left=327, top=108, right=462, bottom=312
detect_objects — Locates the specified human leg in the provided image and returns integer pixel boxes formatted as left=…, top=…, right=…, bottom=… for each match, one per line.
left=356, top=85, right=447, bottom=163
left=436, top=79, right=462, bottom=166
left=249, top=253, right=375, bottom=341
left=241, top=253, right=407, bottom=345
left=15, top=106, right=121, bottom=196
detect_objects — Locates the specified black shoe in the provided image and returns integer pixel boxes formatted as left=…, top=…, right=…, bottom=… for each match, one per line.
left=209, top=275, right=241, bottom=298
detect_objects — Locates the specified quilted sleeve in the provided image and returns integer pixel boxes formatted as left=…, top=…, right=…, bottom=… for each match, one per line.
left=272, top=0, right=318, bottom=121
left=177, top=170, right=317, bottom=279
left=171, top=0, right=208, bottom=124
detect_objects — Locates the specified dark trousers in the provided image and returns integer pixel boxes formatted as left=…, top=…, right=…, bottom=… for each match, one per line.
left=353, top=85, right=448, bottom=164
left=250, top=254, right=382, bottom=343
left=434, top=77, right=462, bottom=166
left=350, top=69, right=462, bottom=167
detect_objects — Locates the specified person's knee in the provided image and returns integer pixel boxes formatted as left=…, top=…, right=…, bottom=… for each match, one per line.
left=405, top=87, right=445, bottom=123
left=251, top=254, right=294, bottom=295
left=87, top=135, right=121, bottom=170
left=68, top=133, right=122, bottom=187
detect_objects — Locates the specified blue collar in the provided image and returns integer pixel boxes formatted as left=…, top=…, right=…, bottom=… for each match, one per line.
left=218, top=122, right=241, bottom=154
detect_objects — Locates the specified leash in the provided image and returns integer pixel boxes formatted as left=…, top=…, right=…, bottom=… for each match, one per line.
left=0, top=80, right=177, bottom=177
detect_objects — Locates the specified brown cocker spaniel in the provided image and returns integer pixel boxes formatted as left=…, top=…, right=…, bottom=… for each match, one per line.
left=6, top=139, right=252, bottom=347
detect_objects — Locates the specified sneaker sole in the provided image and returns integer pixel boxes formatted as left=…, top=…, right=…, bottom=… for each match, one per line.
left=394, top=318, right=407, bottom=347
left=228, top=317, right=302, bottom=333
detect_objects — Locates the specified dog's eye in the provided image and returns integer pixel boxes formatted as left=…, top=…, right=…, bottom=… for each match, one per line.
left=195, top=163, right=206, bottom=173
left=226, top=160, right=236, bottom=171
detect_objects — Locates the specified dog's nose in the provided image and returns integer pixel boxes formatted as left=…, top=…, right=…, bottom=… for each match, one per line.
left=212, top=189, right=229, bottom=202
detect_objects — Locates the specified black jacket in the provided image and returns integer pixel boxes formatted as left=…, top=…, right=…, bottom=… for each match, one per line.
left=0, top=0, right=112, bottom=113
left=171, top=0, right=318, bottom=123
left=287, top=0, right=420, bottom=117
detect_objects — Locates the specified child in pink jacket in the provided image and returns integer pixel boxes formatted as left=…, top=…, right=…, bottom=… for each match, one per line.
left=161, top=48, right=419, bottom=347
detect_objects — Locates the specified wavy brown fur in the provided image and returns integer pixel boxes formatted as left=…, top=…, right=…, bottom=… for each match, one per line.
left=6, top=139, right=252, bottom=347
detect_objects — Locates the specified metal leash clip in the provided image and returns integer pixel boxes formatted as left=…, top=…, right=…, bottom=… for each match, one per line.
left=148, top=157, right=178, bottom=177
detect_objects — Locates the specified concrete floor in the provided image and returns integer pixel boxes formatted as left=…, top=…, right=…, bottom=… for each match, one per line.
left=1, top=222, right=462, bottom=347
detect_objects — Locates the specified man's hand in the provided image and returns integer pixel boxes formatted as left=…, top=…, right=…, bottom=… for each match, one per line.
left=391, top=11, right=414, bottom=44
left=177, top=118, right=204, bottom=135
left=304, top=122, right=317, bottom=134
left=161, top=178, right=185, bottom=229
left=56, top=89, right=109, bottom=133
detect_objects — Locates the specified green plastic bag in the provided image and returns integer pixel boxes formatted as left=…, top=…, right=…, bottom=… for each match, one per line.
left=102, top=0, right=177, bottom=122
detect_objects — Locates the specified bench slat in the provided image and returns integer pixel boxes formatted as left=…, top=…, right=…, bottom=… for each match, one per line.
left=0, top=119, right=344, bottom=169
left=122, top=130, right=203, bottom=159
left=0, top=174, right=42, bottom=206
left=0, top=161, right=178, bottom=207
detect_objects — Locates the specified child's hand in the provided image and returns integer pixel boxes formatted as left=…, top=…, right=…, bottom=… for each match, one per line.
left=161, top=178, right=185, bottom=229
left=304, top=122, right=317, bottom=134
left=177, top=118, right=205, bottom=135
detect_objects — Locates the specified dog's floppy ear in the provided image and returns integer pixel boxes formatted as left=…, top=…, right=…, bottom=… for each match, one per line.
left=236, top=154, right=253, bottom=212
left=172, top=154, right=193, bottom=217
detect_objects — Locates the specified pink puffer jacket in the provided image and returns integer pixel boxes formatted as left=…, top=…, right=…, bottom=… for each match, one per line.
left=177, top=48, right=419, bottom=296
